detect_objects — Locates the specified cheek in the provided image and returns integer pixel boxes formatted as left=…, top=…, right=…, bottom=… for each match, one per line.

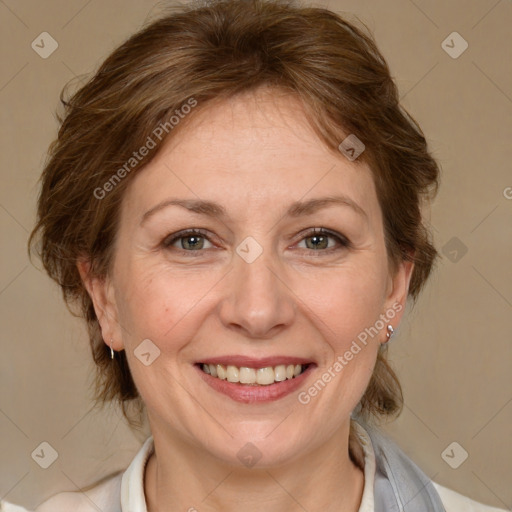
left=116, top=271, right=165, bottom=338
left=114, top=259, right=218, bottom=346
left=291, top=272, right=384, bottom=433
left=292, top=264, right=387, bottom=407
left=294, top=260, right=389, bottom=346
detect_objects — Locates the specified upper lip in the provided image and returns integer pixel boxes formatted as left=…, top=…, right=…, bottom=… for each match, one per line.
left=197, top=356, right=315, bottom=368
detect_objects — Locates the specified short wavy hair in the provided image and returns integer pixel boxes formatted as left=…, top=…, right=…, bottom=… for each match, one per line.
left=29, top=0, right=440, bottom=429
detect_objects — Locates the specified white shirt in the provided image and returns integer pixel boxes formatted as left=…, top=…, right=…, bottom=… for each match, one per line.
left=2, top=423, right=506, bottom=512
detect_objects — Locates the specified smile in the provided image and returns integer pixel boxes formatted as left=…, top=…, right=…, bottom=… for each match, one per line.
left=195, top=357, right=316, bottom=403
left=200, top=363, right=309, bottom=385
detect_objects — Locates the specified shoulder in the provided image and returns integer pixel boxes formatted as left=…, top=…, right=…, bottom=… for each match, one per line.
left=5, top=436, right=154, bottom=512
left=32, top=471, right=122, bottom=512
left=432, top=481, right=508, bottom=512
left=352, top=418, right=508, bottom=512
left=0, top=502, right=34, bottom=512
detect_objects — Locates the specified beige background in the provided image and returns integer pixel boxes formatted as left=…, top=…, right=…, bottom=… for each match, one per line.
left=1, top=0, right=511, bottom=509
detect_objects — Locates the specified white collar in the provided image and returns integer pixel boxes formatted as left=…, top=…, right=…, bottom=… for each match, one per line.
left=120, top=421, right=377, bottom=511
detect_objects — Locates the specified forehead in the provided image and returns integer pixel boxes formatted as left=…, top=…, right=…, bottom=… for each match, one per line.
left=121, top=88, right=381, bottom=226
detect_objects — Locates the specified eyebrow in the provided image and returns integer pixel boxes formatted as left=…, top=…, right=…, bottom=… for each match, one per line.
left=140, top=194, right=367, bottom=225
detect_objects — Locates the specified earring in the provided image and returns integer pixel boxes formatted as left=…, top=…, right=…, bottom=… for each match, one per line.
left=384, top=325, right=394, bottom=343
left=110, top=338, right=115, bottom=360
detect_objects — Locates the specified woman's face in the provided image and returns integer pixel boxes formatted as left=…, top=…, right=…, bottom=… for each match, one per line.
left=88, top=88, right=412, bottom=467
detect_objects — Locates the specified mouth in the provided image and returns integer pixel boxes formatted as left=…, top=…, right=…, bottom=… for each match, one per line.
left=195, top=357, right=316, bottom=403
left=199, top=362, right=310, bottom=385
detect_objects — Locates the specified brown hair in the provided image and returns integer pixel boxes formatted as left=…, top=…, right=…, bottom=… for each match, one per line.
left=28, top=0, right=440, bottom=428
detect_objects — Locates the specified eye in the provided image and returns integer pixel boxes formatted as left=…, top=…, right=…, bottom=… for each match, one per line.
left=163, top=229, right=214, bottom=252
left=161, top=227, right=350, bottom=256
left=296, top=228, right=350, bottom=252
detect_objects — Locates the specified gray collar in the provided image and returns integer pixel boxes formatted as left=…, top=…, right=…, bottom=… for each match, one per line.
left=354, top=417, right=446, bottom=512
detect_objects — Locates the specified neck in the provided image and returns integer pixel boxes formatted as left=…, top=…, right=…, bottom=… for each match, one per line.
left=144, top=419, right=365, bottom=512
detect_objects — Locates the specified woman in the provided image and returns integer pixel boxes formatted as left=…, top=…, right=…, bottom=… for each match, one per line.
left=2, top=0, right=506, bottom=510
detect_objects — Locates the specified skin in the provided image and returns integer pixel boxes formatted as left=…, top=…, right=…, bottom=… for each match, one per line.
left=79, top=87, right=413, bottom=512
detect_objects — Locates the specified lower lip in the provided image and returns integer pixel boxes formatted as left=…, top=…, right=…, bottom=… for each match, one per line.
left=195, top=364, right=315, bottom=403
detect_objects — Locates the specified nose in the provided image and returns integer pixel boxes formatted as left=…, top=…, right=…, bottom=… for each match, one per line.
left=218, top=247, right=296, bottom=340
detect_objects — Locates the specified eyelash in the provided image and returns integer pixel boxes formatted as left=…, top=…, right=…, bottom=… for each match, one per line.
left=162, top=228, right=351, bottom=256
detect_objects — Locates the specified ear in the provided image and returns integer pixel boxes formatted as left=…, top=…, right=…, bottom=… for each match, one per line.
left=383, top=253, right=415, bottom=328
left=77, top=257, right=124, bottom=352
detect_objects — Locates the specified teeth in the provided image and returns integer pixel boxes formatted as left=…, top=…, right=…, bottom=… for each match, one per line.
left=226, top=365, right=240, bottom=383
left=239, top=367, right=256, bottom=384
left=274, top=365, right=287, bottom=382
left=201, top=363, right=307, bottom=385
left=256, top=367, right=275, bottom=385
left=216, top=364, right=227, bottom=380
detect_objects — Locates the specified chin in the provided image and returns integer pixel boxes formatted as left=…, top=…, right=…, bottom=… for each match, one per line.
left=200, top=425, right=314, bottom=469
